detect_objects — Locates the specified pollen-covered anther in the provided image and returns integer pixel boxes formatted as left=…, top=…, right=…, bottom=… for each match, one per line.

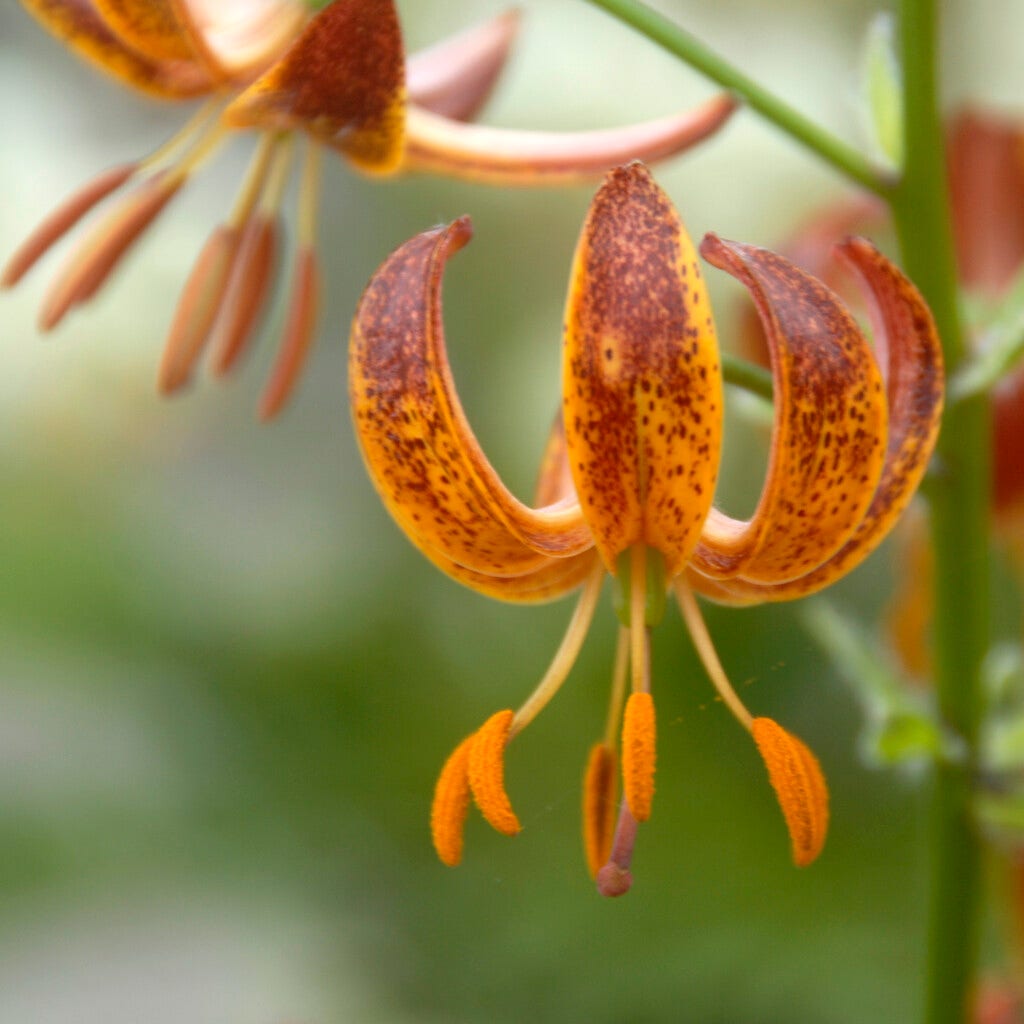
left=752, top=717, right=829, bottom=867
left=621, top=691, right=656, bottom=822
left=467, top=709, right=521, bottom=836
left=430, top=734, right=474, bottom=867
left=582, top=742, right=617, bottom=878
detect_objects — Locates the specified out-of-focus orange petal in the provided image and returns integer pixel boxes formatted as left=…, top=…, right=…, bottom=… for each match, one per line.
left=562, top=162, right=722, bottom=576
left=93, top=0, right=195, bottom=62
left=168, top=0, right=307, bottom=83
left=948, top=108, right=1024, bottom=296
left=402, top=94, right=736, bottom=185
left=533, top=414, right=577, bottom=508
left=21, top=0, right=214, bottom=97
left=692, top=235, right=887, bottom=585
left=350, top=217, right=592, bottom=583
left=405, top=8, right=519, bottom=122
left=222, top=0, right=406, bottom=174
left=693, top=238, right=944, bottom=604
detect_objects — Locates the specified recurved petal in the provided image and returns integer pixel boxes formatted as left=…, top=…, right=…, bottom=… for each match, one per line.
left=350, top=217, right=592, bottom=582
left=168, top=0, right=308, bottom=83
left=21, top=0, right=214, bottom=97
left=432, top=550, right=599, bottom=605
left=563, top=162, right=722, bottom=576
left=406, top=8, right=520, bottom=122
left=691, top=235, right=888, bottom=585
left=533, top=413, right=576, bottom=508
left=402, top=94, right=736, bottom=185
left=222, top=0, right=406, bottom=174
left=693, top=238, right=944, bottom=604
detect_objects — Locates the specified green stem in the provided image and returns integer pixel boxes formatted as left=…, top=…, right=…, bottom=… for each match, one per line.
left=722, top=353, right=773, bottom=400
left=579, top=0, right=887, bottom=193
left=889, top=2, right=990, bottom=1022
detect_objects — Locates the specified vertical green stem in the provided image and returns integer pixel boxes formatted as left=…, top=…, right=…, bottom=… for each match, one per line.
left=890, top=2, right=990, bottom=1022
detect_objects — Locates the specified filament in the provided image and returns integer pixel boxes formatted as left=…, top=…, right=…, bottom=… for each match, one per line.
left=258, top=135, right=296, bottom=215
left=602, top=627, right=630, bottom=748
left=227, top=134, right=279, bottom=229
left=138, top=98, right=222, bottom=173
left=675, top=580, right=754, bottom=731
left=298, top=140, right=323, bottom=248
left=508, top=564, right=605, bottom=739
left=629, top=545, right=651, bottom=694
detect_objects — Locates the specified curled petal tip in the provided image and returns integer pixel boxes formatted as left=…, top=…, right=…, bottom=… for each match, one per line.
left=752, top=718, right=829, bottom=867
left=406, top=7, right=522, bottom=122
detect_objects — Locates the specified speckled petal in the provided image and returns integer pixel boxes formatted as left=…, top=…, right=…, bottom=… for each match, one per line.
left=402, top=95, right=736, bottom=185
left=430, top=550, right=600, bottom=605
left=406, top=8, right=519, bottom=122
left=691, top=235, right=888, bottom=585
left=21, top=0, right=214, bottom=97
left=562, top=162, right=722, bottom=576
left=350, top=217, right=593, bottom=583
left=692, top=238, right=944, bottom=604
left=222, top=0, right=406, bottom=174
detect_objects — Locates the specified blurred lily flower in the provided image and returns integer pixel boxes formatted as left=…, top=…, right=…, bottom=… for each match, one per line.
left=349, top=163, right=944, bottom=894
left=3, top=0, right=736, bottom=419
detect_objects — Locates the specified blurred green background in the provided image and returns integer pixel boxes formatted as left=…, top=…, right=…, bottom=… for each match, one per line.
left=1, top=1, right=1022, bottom=1021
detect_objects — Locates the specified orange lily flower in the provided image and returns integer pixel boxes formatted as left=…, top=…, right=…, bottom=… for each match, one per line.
left=4, top=0, right=736, bottom=419
left=350, top=162, right=944, bottom=895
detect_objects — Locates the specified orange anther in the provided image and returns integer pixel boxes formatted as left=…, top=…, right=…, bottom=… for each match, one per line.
left=621, top=691, right=656, bottom=822
left=752, top=717, right=829, bottom=867
left=467, top=709, right=521, bottom=836
left=582, top=742, right=618, bottom=878
left=430, top=734, right=475, bottom=867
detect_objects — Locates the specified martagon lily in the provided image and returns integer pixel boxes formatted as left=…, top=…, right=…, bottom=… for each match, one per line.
left=349, top=162, right=944, bottom=896
left=3, top=0, right=735, bottom=419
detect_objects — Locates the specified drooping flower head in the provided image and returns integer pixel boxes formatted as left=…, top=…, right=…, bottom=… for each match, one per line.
left=5, top=0, right=736, bottom=418
left=350, top=162, right=944, bottom=895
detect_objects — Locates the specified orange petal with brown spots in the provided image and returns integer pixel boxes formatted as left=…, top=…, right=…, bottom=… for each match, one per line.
left=222, top=0, right=406, bottom=174
left=692, top=238, right=944, bottom=604
left=562, top=162, right=722, bottom=576
left=21, top=0, right=214, bottom=97
left=692, top=235, right=888, bottom=585
left=350, top=217, right=593, bottom=583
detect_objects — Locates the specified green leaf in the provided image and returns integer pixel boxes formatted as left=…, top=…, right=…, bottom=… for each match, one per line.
left=860, top=13, right=904, bottom=171
left=950, top=264, right=1024, bottom=401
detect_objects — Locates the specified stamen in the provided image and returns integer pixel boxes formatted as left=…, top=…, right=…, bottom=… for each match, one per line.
left=1, top=164, right=137, bottom=289
left=258, top=141, right=323, bottom=420
left=159, top=136, right=280, bottom=394
left=430, top=734, right=475, bottom=867
left=467, top=710, right=520, bottom=836
left=629, top=546, right=649, bottom=693
left=210, top=137, right=293, bottom=375
left=508, top=563, right=605, bottom=738
left=38, top=171, right=182, bottom=331
left=674, top=580, right=754, bottom=731
left=137, top=99, right=222, bottom=173
left=595, top=801, right=639, bottom=898
left=602, top=627, right=630, bottom=749
left=621, top=692, right=656, bottom=822
left=582, top=743, right=617, bottom=878
left=752, top=717, right=829, bottom=867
